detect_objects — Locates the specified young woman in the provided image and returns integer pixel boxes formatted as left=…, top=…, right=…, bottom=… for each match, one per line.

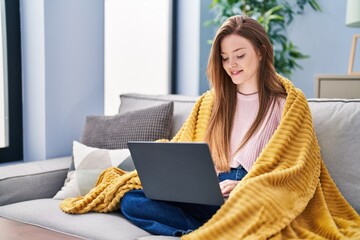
left=120, top=15, right=287, bottom=236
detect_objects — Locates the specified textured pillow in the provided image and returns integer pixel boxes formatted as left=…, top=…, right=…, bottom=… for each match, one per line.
left=54, top=141, right=132, bottom=199
left=81, top=102, right=174, bottom=149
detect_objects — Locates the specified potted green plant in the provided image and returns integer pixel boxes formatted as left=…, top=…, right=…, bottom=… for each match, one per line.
left=207, top=0, right=321, bottom=77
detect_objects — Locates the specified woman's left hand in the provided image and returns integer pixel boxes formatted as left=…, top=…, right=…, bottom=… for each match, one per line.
left=219, top=179, right=239, bottom=197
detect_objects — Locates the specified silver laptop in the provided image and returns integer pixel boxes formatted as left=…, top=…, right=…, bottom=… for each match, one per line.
left=127, top=141, right=224, bottom=206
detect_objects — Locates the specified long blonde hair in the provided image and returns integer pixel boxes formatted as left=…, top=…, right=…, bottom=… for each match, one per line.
left=204, top=15, right=287, bottom=172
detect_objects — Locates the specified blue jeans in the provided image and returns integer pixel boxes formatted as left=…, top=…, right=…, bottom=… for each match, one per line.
left=120, top=166, right=247, bottom=236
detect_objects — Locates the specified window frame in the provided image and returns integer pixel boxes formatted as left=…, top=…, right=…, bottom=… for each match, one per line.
left=0, top=0, right=23, bottom=163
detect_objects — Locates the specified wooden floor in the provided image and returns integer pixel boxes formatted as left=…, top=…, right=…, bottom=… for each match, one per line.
left=0, top=217, right=81, bottom=240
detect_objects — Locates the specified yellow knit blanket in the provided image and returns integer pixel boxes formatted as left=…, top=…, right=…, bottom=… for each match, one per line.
left=61, top=75, right=360, bottom=239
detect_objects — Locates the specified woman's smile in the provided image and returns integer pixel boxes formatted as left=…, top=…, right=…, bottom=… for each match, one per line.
left=231, top=69, right=243, bottom=77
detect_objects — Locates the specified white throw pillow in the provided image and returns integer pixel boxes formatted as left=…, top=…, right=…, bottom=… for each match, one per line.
left=53, top=141, right=131, bottom=199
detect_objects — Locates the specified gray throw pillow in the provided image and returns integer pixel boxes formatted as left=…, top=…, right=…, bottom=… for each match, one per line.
left=81, top=102, right=174, bottom=150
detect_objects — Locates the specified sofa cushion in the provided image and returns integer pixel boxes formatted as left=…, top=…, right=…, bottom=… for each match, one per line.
left=0, top=199, right=152, bottom=240
left=308, top=99, right=360, bottom=212
left=0, top=157, right=71, bottom=206
left=82, top=102, right=174, bottom=149
left=119, top=93, right=197, bottom=138
left=53, top=141, right=132, bottom=200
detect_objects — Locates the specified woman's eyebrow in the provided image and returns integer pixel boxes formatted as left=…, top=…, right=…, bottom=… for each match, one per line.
left=221, top=47, right=245, bottom=54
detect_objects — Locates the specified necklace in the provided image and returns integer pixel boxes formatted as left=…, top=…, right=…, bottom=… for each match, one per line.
left=237, top=91, right=258, bottom=96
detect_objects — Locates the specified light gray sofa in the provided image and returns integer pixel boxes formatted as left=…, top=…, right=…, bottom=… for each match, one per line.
left=0, top=93, right=359, bottom=240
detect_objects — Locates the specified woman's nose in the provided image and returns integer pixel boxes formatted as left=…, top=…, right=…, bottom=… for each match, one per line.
left=229, top=57, right=237, bottom=68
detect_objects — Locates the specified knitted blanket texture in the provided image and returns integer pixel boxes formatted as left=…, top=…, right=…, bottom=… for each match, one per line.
left=60, top=75, right=360, bottom=239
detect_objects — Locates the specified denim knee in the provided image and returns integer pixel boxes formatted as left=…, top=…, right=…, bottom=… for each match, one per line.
left=120, top=190, right=145, bottom=217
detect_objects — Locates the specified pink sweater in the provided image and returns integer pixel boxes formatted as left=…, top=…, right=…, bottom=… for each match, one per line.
left=229, top=92, right=285, bottom=172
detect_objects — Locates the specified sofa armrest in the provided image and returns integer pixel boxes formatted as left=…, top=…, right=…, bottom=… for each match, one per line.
left=0, top=157, right=71, bottom=206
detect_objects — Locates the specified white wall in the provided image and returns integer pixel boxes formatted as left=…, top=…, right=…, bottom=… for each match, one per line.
left=21, top=0, right=104, bottom=161
left=104, top=0, right=172, bottom=115
left=44, top=0, right=104, bottom=158
left=21, top=0, right=46, bottom=159
left=288, top=0, right=359, bottom=97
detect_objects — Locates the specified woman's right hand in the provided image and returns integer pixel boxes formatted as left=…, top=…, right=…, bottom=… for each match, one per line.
left=219, top=179, right=239, bottom=197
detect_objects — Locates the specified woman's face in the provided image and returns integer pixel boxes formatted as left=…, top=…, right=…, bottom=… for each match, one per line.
left=220, top=34, right=261, bottom=93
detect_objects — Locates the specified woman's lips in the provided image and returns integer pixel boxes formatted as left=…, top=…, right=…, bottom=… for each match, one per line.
left=231, top=70, right=243, bottom=76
